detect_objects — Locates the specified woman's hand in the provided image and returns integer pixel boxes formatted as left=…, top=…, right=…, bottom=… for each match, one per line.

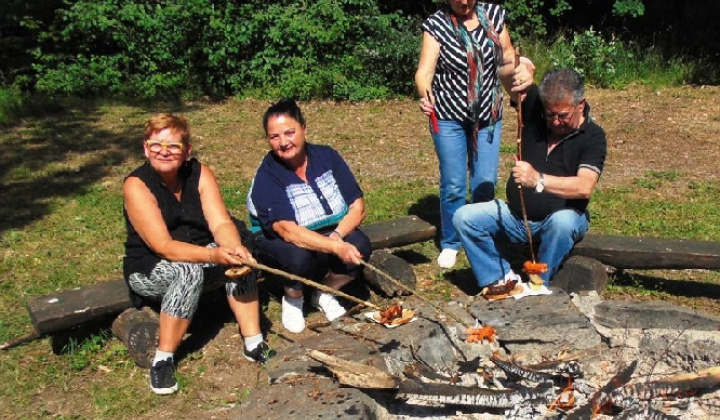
left=511, top=56, right=535, bottom=94
left=419, top=96, right=435, bottom=117
left=211, top=245, right=256, bottom=266
left=331, top=240, right=363, bottom=265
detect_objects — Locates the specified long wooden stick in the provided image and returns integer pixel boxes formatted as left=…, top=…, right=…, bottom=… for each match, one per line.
left=227, top=260, right=381, bottom=310
left=514, top=46, right=537, bottom=264
left=358, top=260, right=468, bottom=326
left=0, top=331, right=40, bottom=351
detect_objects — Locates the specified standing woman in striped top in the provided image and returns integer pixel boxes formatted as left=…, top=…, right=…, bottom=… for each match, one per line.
left=415, top=0, right=534, bottom=269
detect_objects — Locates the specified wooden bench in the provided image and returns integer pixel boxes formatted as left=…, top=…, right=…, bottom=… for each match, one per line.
left=573, top=234, right=720, bottom=270
left=26, top=219, right=720, bottom=338
left=26, top=215, right=436, bottom=337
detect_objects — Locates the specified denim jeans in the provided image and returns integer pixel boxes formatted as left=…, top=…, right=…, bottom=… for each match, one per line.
left=453, top=199, right=589, bottom=287
left=432, top=119, right=502, bottom=251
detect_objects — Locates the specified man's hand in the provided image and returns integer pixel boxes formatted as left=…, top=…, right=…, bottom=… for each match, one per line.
left=512, top=160, right=540, bottom=188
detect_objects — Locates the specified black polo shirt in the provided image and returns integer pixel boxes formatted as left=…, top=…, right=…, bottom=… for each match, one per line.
left=506, top=85, right=607, bottom=221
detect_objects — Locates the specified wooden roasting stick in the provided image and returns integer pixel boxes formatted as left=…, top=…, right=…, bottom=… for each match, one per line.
left=514, top=47, right=546, bottom=287
left=0, top=331, right=40, bottom=351
left=514, top=46, right=535, bottom=263
left=226, top=260, right=381, bottom=311
left=358, top=260, right=468, bottom=326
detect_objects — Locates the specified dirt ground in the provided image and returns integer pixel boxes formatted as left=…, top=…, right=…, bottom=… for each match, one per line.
left=24, top=85, right=720, bottom=419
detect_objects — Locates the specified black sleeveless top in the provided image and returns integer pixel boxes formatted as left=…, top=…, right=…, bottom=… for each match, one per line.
left=123, top=158, right=211, bottom=279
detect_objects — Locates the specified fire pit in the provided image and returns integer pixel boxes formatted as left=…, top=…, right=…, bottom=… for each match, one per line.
left=236, top=289, right=720, bottom=419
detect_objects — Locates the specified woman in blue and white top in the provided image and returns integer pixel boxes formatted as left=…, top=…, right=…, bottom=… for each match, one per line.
left=415, top=0, right=534, bottom=269
left=247, top=98, right=371, bottom=334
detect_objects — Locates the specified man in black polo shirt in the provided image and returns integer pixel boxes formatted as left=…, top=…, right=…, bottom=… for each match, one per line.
left=453, top=67, right=607, bottom=288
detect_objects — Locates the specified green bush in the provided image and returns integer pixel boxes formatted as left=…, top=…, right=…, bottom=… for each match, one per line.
left=520, top=30, right=692, bottom=89
left=0, top=85, right=23, bottom=125
left=30, top=0, right=419, bottom=100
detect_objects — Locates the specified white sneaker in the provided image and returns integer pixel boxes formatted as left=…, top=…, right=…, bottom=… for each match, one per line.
left=311, top=292, right=346, bottom=322
left=504, top=270, right=522, bottom=282
left=281, top=296, right=306, bottom=333
left=437, top=249, right=459, bottom=269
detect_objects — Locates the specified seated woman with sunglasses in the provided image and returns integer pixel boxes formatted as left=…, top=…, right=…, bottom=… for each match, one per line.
left=123, top=113, right=270, bottom=396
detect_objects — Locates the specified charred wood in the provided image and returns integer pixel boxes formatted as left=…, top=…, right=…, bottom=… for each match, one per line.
left=396, top=379, right=553, bottom=408
left=614, top=405, right=681, bottom=420
left=490, top=354, right=579, bottom=387
left=612, top=366, right=720, bottom=401
left=566, top=360, right=638, bottom=419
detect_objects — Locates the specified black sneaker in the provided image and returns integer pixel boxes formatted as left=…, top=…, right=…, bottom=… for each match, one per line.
left=150, top=358, right=178, bottom=395
left=243, top=341, right=274, bottom=363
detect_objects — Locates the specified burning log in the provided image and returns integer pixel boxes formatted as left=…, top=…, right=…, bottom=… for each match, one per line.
left=612, top=366, right=720, bottom=401
left=525, top=359, right=584, bottom=379
left=565, top=360, right=638, bottom=419
left=490, top=354, right=581, bottom=387
left=396, top=379, right=554, bottom=408
left=614, top=405, right=681, bottom=420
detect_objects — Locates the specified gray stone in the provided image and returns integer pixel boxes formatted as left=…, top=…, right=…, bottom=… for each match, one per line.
left=593, top=299, right=720, bottom=330
left=468, top=289, right=603, bottom=358
left=236, top=376, right=379, bottom=420
left=265, top=327, right=390, bottom=384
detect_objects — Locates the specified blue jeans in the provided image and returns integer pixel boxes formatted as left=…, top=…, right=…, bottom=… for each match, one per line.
left=453, top=200, right=589, bottom=287
left=432, top=119, right=502, bottom=250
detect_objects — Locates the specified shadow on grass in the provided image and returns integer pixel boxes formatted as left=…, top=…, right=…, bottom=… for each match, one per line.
left=445, top=268, right=482, bottom=296
left=393, top=249, right=431, bottom=265
left=612, top=271, right=720, bottom=300
left=0, top=99, right=200, bottom=237
left=408, top=194, right=440, bottom=249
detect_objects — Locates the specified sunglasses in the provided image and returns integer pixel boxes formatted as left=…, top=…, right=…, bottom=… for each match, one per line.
left=543, top=99, right=585, bottom=123
left=145, top=139, right=185, bottom=155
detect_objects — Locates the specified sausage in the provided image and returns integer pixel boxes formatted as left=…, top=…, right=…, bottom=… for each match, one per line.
left=522, top=261, right=548, bottom=274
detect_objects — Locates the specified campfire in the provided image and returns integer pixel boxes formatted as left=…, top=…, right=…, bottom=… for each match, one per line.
left=287, top=291, right=720, bottom=420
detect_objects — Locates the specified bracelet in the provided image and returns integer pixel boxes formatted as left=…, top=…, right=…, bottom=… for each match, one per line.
left=208, top=248, right=214, bottom=264
left=332, top=230, right=343, bottom=239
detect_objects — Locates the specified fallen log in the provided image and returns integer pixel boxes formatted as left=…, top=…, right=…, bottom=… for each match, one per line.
left=306, top=349, right=399, bottom=389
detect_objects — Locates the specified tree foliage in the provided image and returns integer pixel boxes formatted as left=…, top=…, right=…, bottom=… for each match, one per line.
left=28, top=0, right=419, bottom=100
left=4, top=0, right=718, bottom=100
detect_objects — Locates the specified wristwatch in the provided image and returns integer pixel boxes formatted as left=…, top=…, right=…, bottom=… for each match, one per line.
left=535, top=173, right=545, bottom=193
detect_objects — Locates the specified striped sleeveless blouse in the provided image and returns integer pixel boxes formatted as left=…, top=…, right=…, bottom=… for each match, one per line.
left=421, top=3, right=506, bottom=125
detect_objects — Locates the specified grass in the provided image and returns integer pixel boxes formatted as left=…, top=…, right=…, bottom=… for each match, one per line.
left=1, top=90, right=720, bottom=418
